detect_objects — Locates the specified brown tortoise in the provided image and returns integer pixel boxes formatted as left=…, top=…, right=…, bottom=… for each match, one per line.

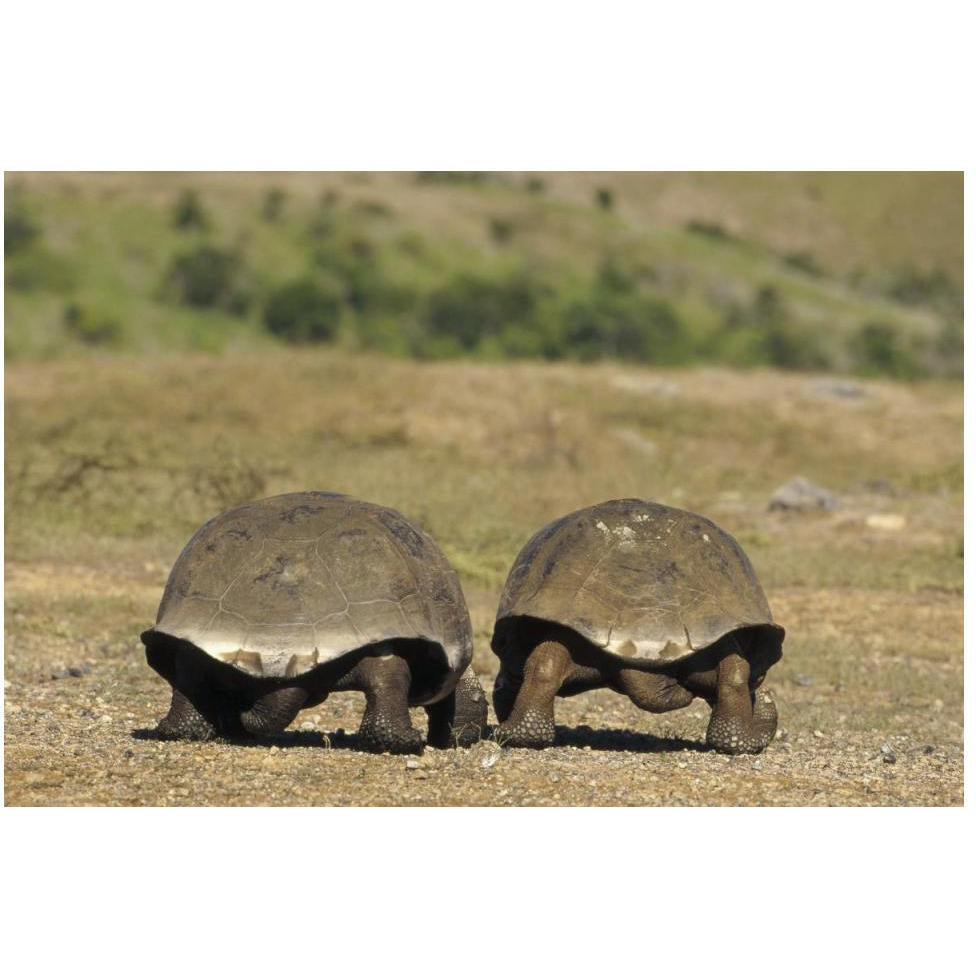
left=142, top=492, right=487, bottom=754
left=491, top=499, right=784, bottom=754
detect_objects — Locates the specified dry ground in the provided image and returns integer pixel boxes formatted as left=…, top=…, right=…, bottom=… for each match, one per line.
left=4, top=354, right=963, bottom=805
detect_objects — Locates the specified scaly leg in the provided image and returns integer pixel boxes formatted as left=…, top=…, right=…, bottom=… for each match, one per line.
left=494, top=641, right=572, bottom=748
left=706, top=648, right=778, bottom=754
left=426, top=667, right=488, bottom=748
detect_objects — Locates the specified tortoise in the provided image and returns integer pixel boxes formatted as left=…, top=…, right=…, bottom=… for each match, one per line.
left=141, top=491, right=487, bottom=754
left=491, top=498, right=784, bottom=754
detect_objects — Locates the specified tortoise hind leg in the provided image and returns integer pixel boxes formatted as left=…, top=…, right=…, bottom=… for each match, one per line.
left=155, top=687, right=220, bottom=741
left=613, top=668, right=695, bottom=713
left=338, top=652, right=424, bottom=754
left=705, top=643, right=778, bottom=754
left=240, top=687, right=308, bottom=735
left=426, top=667, right=488, bottom=748
left=494, top=640, right=572, bottom=748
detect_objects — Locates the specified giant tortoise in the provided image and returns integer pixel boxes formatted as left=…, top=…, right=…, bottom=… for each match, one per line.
left=491, top=499, right=784, bottom=753
left=142, top=491, right=487, bottom=754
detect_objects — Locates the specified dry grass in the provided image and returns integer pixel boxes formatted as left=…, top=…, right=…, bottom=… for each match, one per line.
left=4, top=353, right=963, bottom=805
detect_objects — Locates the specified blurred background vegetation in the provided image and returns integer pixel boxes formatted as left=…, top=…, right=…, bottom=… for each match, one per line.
left=4, top=171, right=963, bottom=378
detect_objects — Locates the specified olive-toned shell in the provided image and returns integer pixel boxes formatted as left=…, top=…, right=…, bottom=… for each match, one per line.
left=147, top=492, right=473, bottom=700
left=493, top=499, right=784, bottom=666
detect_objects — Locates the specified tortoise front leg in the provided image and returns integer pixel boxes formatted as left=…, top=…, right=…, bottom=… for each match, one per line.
left=494, top=640, right=573, bottom=748
left=426, top=667, right=488, bottom=748
left=341, top=653, right=424, bottom=754
left=706, top=647, right=778, bottom=754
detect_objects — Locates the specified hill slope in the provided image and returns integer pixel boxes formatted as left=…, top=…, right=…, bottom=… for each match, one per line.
left=4, top=171, right=963, bottom=376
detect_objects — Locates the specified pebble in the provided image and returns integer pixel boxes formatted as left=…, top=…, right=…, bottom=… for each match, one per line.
left=299, top=721, right=317, bottom=732
left=880, top=743, right=897, bottom=764
left=405, top=759, right=421, bottom=770
left=923, top=745, right=936, bottom=755
left=768, top=477, right=837, bottom=512
left=269, top=746, right=279, bottom=754
left=865, top=513, right=906, bottom=532
left=813, top=729, right=824, bottom=738
left=811, top=379, right=867, bottom=400
left=99, top=714, right=112, bottom=724
left=480, top=750, right=500, bottom=770
left=792, top=673, right=815, bottom=687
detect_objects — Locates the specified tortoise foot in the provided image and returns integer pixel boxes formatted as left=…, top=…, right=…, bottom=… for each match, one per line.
left=494, top=709, right=556, bottom=749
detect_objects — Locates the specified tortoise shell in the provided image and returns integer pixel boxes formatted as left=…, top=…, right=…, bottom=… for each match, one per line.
left=492, top=498, right=784, bottom=667
left=145, top=492, right=473, bottom=702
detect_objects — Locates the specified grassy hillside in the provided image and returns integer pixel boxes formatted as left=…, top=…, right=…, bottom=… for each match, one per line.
left=4, top=172, right=963, bottom=377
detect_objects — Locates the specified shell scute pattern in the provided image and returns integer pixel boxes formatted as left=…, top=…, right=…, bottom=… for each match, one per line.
left=494, top=499, right=783, bottom=666
left=151, top=493, right=473, bottom=691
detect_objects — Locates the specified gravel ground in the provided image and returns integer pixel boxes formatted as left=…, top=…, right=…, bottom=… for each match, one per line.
left=4, top=650, right=962, bottom=807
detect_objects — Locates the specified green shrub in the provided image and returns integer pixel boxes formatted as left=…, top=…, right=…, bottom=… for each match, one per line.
left=264, top=280, right=341, bottom=344
left=4, top=206, right=39, bottom=254
left=595, top=187, right=614, bottom=211
left=886, top=266, right=961, bottom=313
left=849, top=321, right=922, bottom=379
left=165, top=246, right=246, bottom=310
left=423, top=273, right=542, bottom=351
left=686, top=220, right=731, bottom=241
left=352, top=199, right=393, bottom=218
left=753, top=286, right=828, bottom=370
left=63, top=304, right=122, bottom=347
left=783, top=250, right=825, bottom=277
left=932, top=318, right=963, bottom=376
left=171, top=190, right=209, bottom=230
left=488, top=217, right=515, bottom=244
left=562, top=291, right=685, bottom=363
left=262, top=188, right=286, bottom=222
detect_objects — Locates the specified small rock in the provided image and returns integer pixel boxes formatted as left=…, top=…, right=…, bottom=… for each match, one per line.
left=865, top=513, right=906, bottom=532
left=792, top=673, right=814, bottom=687
left=405, top=759, right=421, bottom=770
left=923, top=744, right=936, bottom=755
left=67, top=664, right=91, bottom=677
left=548, top=773, right=560, bottom=784
left=769, top=477, right=837, bottom=512
left=414, top=771, right=428, bottom=780
left=269, top=745, right=279, bottom=755
left=752, top=760, right=762, bottom=771
left=811, top=379, right=868, bottom=400
left=813, top=729, right=824, bottom=738
left=480, top=749, right=500, bottom=770
left=299, top=721, right=317, bottom=732
left=99, top=714, right=112, bottom=724
left=123, top=749, right=134, bottom=759
left=51, top=670, right=70, bottom=681
left=880, top=743, right=896, bottom=764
